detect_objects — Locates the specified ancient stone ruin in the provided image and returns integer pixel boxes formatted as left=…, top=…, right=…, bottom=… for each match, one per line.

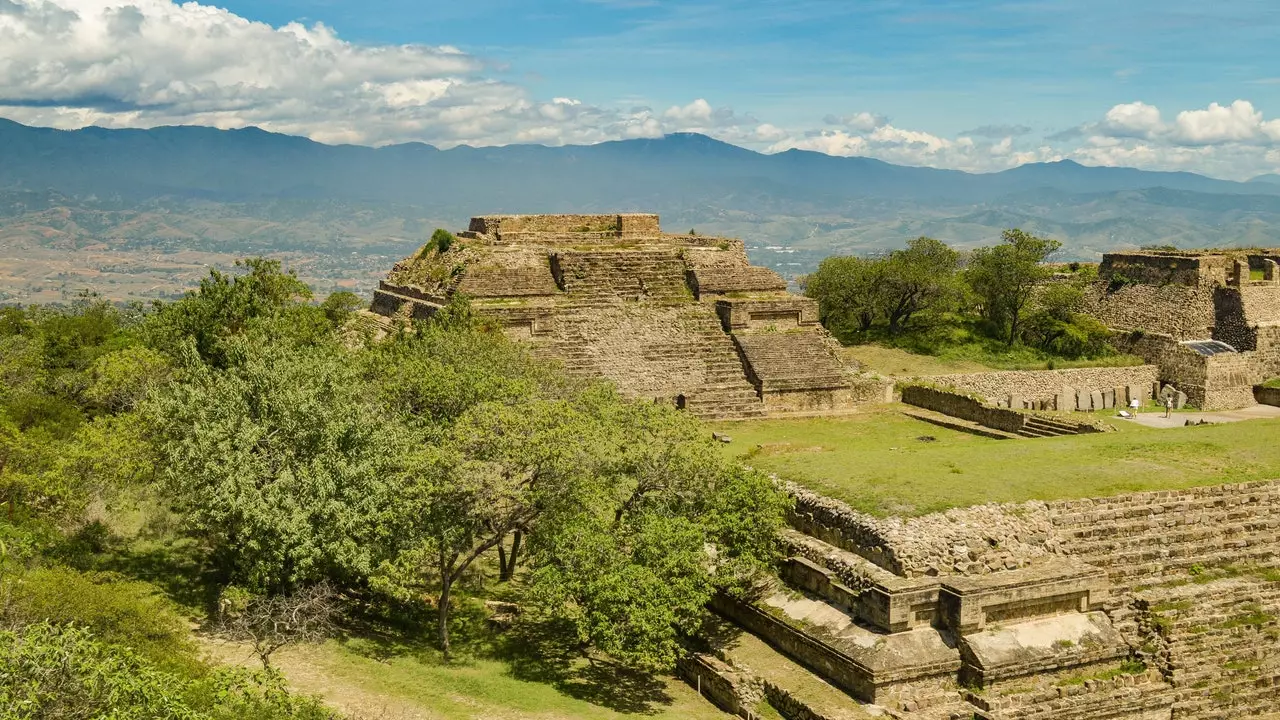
left=683, top=480, right=1280, bottom=719
left=1085, top=249, right=1280, bottom=410
left=367, top=214, right=887, bottom=419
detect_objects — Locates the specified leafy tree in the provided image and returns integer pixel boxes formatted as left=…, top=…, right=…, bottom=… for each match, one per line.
left=966, top=229, right=1062, bottom=346
left=85, top=345, right=173, bottom=413
left=143, top=258, right=315, bottom=368
left=878, top=236, right=962, bottom=333
left=804, top=255, right=886, bottom=338
left=374, top=396, right=601, bottom=658
left=144, top=341, right=410, bottom=593
left=1022, top=273, right=1112, bottom=358
left=318, top=291, right=362, bottom=327
left=526, top=395, right=788, bottom=670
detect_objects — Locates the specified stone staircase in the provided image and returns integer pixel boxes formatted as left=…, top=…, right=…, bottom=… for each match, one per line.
left=1140, top=577, right=1280, bottom=719
left=531, top=305, right=765, bottom=421
left=734, top=331, right=851, bottom=394
left=691, top=489, right=1170, bottom=720
left=1016, top=416, right=1084, bottom=439
left=551, top=249, right=691, bottom=305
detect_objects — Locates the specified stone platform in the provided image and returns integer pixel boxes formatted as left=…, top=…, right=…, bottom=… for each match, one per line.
left=366, top=214, right=885, bottom=420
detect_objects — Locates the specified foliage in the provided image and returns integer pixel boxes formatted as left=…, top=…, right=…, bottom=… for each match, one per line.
left=804, top=254, right=885, bottom=337
left=0, top=622, right=337, bottom=720
left=144, top=339, right=411, bottom=594
left=142, top=258, right=317, bottom=368
left=966, top=229, right=1062, bottom=346
left=0, top=565, right=202, bottom=677
left=0, top=622, right=201, bottom=720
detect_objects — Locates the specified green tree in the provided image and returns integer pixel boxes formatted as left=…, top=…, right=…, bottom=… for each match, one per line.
left=878, top=236, right=962, bottom=333
left=143, top=258, right=316, bottom=369
left=144, top=341, right=410, bottom=593
left=527, top=395, right=788, bottom=670
left=804, top=255, right=886, bottom=339
left=966, top=229, right=1062, bottom=346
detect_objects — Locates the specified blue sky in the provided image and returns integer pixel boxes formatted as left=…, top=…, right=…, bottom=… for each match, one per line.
left=2, top=0, right=1279, bottom=177
left=213, top=0, right=1280, bottom=137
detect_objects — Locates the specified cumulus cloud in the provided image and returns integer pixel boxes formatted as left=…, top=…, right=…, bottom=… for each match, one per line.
left=0, top=0, right=763, bottom=147
left=822, top=112, right=888, bottom=131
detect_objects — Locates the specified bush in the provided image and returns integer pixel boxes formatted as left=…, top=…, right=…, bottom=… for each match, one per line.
left=1, top=566, right=203, bottom=677
left=0, top=622, right=198, bottom=720
left=0, top=622, right=338, bottom=720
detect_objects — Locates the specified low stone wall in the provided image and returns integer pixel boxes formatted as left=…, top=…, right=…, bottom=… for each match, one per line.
left=918, top=365, right=1161, bottom=406
left=1257, top=385, right=1280, bottom=406
left=901, top=385, right=1026, bottom=434
left=675, top=654, right=761, bottom=719
left=708, top=594, right=877, bottom=702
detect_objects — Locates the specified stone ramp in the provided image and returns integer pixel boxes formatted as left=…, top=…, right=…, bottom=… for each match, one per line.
left=706, top=616, right=885, bottom=720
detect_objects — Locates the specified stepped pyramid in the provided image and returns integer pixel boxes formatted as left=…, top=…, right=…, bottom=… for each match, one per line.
left=366, top=213, right=870, bottom=420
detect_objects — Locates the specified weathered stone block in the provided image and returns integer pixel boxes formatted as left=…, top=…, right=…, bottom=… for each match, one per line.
left=1102, top=389, right=1115, bottom=409
left=1090, top=390, right=1104, bottom=411
left=1076, top=388, right=1092, bottom=412
left=1174, top=390, right=1187, bottom=409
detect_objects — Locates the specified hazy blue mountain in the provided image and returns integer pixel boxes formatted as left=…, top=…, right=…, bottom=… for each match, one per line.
left=2, top=118, right=1280, bottom=301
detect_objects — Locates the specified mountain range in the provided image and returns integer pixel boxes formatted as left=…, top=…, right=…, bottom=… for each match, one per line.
left=2, top=117, right=1280, bottom=302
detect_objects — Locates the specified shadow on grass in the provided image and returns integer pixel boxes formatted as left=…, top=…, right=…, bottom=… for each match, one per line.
left=496, top=617, right=676, bottom=715
left=339, top=596, right=678, bottom=716
left=91, top=535, right=223, bottom=616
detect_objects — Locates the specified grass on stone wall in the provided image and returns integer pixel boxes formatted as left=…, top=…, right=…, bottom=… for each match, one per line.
left=1263, top=377, right=1280, bottom=389
left=715, top=406, right=1280, bottom=517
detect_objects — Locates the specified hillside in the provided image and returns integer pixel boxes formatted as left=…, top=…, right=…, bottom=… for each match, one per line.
left=3, top=119, right=1280, bottom=301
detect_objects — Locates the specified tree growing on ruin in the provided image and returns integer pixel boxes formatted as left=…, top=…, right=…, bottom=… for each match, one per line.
left=966, top=229, right=1062, bottom=347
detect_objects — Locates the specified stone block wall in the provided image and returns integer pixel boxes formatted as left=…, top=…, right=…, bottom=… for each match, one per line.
left=1098, top=253, right=1232, bottom=287
left=1257, top=385, right=1280, bottom=406
left=901, top=385, right=1027, bottom=434
left=1115, top=332, right=1258, bottom=410
left=467, top=213, right=661, bottom=238
left=917, top=366, right=1161, bottom=405
left=1083, top=283, right=1218, bottom=340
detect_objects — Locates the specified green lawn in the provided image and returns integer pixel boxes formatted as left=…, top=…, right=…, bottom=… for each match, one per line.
left=224, top=635, right=732, bottom=720
left=716, top=406, right=1280, bottom=517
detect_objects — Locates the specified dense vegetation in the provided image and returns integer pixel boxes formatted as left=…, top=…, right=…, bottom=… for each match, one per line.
left=805, top=229, right=1120, bottom=368
left=0, top=259, right=790, bottom=717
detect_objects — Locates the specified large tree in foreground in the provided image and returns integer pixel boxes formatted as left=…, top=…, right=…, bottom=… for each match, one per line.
left=966, top=229, right=1062, bottom=347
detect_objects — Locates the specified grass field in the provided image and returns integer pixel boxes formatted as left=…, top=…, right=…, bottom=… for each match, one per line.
left=715, top=405, right=1280, bottom=516
left=202, top=631, right=730, bottom=720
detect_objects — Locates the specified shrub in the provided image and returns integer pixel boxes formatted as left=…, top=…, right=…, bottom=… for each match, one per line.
left=1, top=565, right=202, bottom=677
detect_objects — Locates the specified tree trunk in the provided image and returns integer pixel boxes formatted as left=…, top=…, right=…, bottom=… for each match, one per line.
left=438, top=574, right=452, bottom=660
left=438, top=545, right=453, bottom=660
left=499, top=531, right=522, bottom=582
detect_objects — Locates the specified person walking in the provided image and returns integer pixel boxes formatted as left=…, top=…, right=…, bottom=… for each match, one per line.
left=1163, top=395, right=1173, bottom=419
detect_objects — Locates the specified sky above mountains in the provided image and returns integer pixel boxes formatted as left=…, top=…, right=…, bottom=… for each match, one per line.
left=1, top=0, right=1279, bottom=179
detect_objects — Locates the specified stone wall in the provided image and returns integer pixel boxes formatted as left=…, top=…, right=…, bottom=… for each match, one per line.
left=900, top=385, right=1027, bottom=434
left=1082, top=283, right=1217, bottom=340
left=467, top=213, right=661, bottom=237
left=1098, top=252, right=1233, bottom=287
left=917, top=366, right=1161, bottom=406
left=1257, top=385, right=1280, bottom=406
left=1115, top=332, right=1257, bottom=410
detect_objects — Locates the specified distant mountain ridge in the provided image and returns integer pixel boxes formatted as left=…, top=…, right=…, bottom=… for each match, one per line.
left=2, top=119, right=1276, bottom=207
left=2, top=118, right=1280, bottom=302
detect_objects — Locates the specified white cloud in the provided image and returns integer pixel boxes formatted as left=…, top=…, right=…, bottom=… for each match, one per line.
left=0, top=1, right=1278, bottom=179
left=0, top=0, right=763, bottom=147
left=822, top=112, right=888, bottom=132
